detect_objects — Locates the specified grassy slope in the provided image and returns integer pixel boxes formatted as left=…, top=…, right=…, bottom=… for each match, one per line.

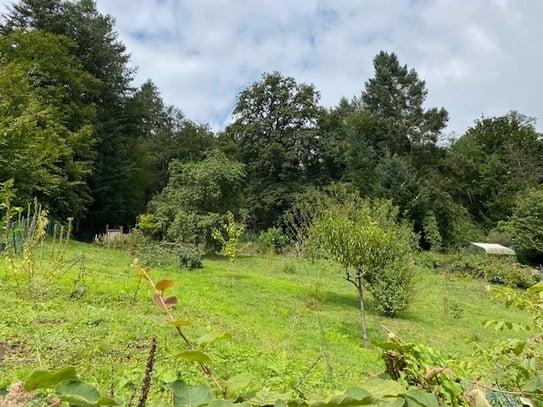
left=0, top=241, right=531, bottom=401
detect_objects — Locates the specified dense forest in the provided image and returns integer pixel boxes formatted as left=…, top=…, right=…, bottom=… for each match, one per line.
left=1, top=0, right=542, bottom=261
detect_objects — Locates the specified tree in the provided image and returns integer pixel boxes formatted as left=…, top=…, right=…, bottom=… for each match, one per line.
left=226, top=71, right=322, bottom=228
left=498, top=187, right=543, bottom=264
left=448, top=112, right=543, bottom=229
left=212, top=211, right=248, bottom=284
left=361, top=51, right=448, bottom=156
left=0, top=30, right=99, bottom=219
left=131, top=81, right=216, bottom=201
left=343, top=52, right=450, bottom=248
left=149, top=150, right=246, bottom=248
left=307, top=197, right=416, bottom=346
left=2, top=0, right=146, bottom=231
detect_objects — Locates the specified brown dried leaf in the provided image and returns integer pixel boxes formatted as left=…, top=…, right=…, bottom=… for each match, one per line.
left=163, top=295, right=178, bottom=307
left=155, top=279, right=175, bottom=292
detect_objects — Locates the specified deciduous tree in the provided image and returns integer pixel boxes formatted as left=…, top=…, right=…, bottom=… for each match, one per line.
left=0, top=30, right=99, bottom=219
left=149, top=150, right=246, bottom=248
left=226, top=72, right=322, bottom=228
left=307, top=196, right=416, bottom=346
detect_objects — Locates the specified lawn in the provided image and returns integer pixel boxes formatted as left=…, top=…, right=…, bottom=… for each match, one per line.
left=0, top=240, right=531, bottom=402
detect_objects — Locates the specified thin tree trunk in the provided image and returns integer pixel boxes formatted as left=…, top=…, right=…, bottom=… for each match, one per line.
left=357, top=274, right=369, bottom=348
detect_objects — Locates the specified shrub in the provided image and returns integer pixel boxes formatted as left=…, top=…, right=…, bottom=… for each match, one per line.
left=365, top=262, right=415, bottom=317
left=136, top=244, right=175, bottom=268
left=136, top=213, right=159, bottom=237
left=444, top=253, right=536, bottom=289
left=177, top=246, right=204, bottom=270
left=257, top=227, right=289, bottom=255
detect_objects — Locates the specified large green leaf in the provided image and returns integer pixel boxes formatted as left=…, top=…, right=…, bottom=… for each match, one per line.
left=362, top=378, right=406, bottom=400
left=176, top=350, right=212, bottom=364
left=55, top=380, right=113, bottom=406
left=247, top=389, right=292, bottom=406
left=402, top=389, right=438, bottom=407
left=311, top=389, right=375, bottom=407
left=523, top=374, right=543, bottom=393
left=225, top=372, right=252, bottom=395
left=171, top=380, right=213, bottom=407
left=25, top=366, right=79, bottom=391
left=382, top=397, right=405, bottom=407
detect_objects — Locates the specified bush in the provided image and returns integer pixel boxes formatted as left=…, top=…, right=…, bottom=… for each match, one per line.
left=257, top=227, right=289, bottom=255
left=177, top=246, right=204, bottom=270
left=365, top=262, right=415, bottom=317
left=136, top=244, right=176, bottom=268
left=444, top=253, right=536, bottom=289
left=132, top=241, right=204, bottom=270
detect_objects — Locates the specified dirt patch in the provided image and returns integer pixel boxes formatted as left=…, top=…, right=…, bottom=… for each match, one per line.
left=0, top=340, right=31, bottom=365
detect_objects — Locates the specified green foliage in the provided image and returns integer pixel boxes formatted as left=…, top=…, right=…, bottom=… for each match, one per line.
left=0, top=29, right=98, bottom=220
left=308, top=197, right=416, bottom=317
left=376, top=334, right=465, bottom=406
left=212, top=212, right=247, bottom=264
left=25, top=366, right=118, bottom=406
left=361, top=51, right=449, bottom=154
left=177, top=246, right=204, bottom=270
left=444, top=253, right=535, bottom=289
left=257, top=227, right=289, bottom=257
left=137, top=213, right=159, bottom=237
left=2, top=199, right=77, bottom=297
left=468, top=281, right=543, bottom=406
left=498, top=186, right=543, bottom=263
left=226, top=71, right=323, bottom=228
left=282, top=186, right=333, bottom=256
left=150, top=150, right=246, bottom=248
left=448, top=112, right=543, bottom=229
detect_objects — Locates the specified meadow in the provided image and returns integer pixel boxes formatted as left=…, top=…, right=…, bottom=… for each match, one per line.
left=0, top=240, right=531, bottom=403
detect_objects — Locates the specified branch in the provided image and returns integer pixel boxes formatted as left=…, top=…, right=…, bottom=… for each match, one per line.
left=343, top=270, right=360, bottom=289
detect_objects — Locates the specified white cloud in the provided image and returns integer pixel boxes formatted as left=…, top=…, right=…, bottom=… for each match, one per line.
left=0, top=0, right=541, bottom=135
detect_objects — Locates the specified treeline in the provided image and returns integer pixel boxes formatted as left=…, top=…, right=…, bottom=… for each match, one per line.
left=1, top=0, right=542, bottom=259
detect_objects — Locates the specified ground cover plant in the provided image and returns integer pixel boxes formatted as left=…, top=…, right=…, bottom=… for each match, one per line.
left=0, top=238, right=535, bottom=405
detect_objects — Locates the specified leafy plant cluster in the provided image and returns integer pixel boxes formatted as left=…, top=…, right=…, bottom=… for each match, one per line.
left=257, top=227, right=289, bottom=257
left=377, top=333, right=465, bottom=406
left=463, top=282, right=543, bottom=406
left=441, top=253, right=536, bottom=289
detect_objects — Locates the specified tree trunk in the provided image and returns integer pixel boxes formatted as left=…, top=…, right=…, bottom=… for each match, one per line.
left=357, top=274, right=369, bottom=348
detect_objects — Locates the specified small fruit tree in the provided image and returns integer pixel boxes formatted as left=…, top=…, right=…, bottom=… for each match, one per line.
left=307, top=197, right=416, bottom=347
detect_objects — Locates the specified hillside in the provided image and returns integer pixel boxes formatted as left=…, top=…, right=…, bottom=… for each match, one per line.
left=0, top=241, right=531, bottom=401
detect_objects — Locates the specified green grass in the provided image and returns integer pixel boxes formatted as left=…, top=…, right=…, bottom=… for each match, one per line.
left=0, top=241, right=532, bottom=402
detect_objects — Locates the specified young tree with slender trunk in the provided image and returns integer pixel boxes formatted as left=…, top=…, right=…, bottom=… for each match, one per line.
left=306, top=197, right=416, bottom=347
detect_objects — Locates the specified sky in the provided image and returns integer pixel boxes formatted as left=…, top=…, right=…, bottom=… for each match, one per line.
left=2, top=0, right=542, bottom=137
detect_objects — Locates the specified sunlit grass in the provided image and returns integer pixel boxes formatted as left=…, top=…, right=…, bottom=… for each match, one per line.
left=0, top=241, right=531, bottom=401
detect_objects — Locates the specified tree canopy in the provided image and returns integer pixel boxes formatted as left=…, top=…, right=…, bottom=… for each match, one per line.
left=0, top=0, right=540, bottom=255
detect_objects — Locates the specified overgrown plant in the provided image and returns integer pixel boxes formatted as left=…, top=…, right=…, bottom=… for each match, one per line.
left=377, top=330, right=466, bottom=406
left=257, top=227, right=288, bottom=259
left=468, top=282, right=543, bottom=405
left=2, top=197, right=77, bottom=297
